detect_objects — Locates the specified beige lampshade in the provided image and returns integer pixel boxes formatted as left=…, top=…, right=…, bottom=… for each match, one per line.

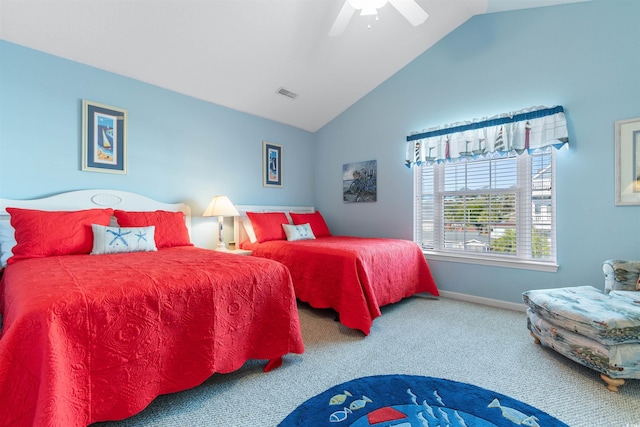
left=203, top=195, right=239, bottom=217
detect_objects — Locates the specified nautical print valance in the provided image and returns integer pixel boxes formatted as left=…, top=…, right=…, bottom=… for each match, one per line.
left=405, top=105, right=569, bottom=167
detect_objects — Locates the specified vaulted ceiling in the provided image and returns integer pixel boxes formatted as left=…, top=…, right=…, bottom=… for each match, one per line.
left=0, top=0, right=587, bottom=132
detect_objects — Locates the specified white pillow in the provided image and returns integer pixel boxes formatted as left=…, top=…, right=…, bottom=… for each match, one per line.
left=91, top=224, right=157, bottom=255
left=241, top=216, right=258, bottom=243
left=0, top=220, right=17, bottom=267
left=282, top=223, right=316, bottom=241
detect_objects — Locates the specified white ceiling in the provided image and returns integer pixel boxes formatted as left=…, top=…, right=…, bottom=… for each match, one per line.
left=0, top=0, right=587, bottom=132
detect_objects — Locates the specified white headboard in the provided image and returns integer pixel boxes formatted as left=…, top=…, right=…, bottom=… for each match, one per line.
left=0, top=189, right=192, bottom=236
left=233, top=204, right=314, bottom=244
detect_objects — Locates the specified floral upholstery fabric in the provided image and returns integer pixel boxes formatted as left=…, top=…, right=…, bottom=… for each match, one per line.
left=603, top=259, right=640, bottom=293
left=527, top=309, right=640, bottom=379
left=523, top=286, right=640, bottom=380
left=523, top=286, right=640, bottom=345
left=610, top=291, right=640, bottom=303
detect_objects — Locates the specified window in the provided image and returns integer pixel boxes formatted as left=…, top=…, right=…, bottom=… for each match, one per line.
left=413, top=148, right=557, bottom=271
left=406, top=105, right=567, bottom=271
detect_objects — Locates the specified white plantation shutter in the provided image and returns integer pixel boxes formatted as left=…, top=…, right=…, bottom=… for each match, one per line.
left=408, top=106, right=566, bottom=270
left=413, top=145, right=558, bottom=270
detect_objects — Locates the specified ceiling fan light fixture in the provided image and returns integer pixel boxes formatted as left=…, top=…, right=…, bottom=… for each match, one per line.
left=360, top=6, right=378, bottom=16
left=330, top=0, right=424, bottom=36
left=348, top=0, right=388, bottom=11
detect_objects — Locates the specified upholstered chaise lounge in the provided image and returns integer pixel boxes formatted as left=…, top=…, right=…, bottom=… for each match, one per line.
left=523, top=260, right=640, bottom=392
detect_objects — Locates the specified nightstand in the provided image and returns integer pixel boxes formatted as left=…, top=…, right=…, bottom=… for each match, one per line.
left=216, top=248, right=253, bottom=256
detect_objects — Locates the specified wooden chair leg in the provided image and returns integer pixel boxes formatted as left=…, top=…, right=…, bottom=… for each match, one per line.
left=600, top=374, right=625, bottom=392
left=530, top=332, right=541, bottom=345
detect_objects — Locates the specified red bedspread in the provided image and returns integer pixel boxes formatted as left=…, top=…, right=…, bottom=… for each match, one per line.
left=241, top=236, right=438, bottom=335
left=0, top=247, right=304, bottom=426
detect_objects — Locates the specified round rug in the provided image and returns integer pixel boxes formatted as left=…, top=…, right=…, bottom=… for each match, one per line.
left=279, top=374, right=568, bottom=426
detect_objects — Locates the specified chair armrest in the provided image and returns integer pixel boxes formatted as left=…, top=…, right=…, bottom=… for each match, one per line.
left=603, top=259, right=640, bottom=293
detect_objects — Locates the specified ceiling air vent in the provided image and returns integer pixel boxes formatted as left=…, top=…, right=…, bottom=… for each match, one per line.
left=276, top=87, right=298, bottom=100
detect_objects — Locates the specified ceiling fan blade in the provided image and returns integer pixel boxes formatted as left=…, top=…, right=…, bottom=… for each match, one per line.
left=329, top=0, right=356, bottom=36
left=388, top=0, right=428, bottom=26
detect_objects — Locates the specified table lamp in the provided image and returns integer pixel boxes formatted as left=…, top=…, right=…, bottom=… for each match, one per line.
left=203, top=195, right=240, bottom=250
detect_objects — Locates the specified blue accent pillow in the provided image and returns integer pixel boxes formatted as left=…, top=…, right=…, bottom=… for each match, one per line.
left=282, top=223, right=316, bottom=241
left=91, top=224, right=157, bottom=255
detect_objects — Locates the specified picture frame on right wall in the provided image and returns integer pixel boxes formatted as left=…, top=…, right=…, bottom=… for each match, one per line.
left=615, top=117, right=640, bottom=206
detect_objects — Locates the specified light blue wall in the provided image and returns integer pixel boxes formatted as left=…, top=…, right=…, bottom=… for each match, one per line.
left=0, top=41, right=315, bottom=248
left=314, top=0, right=640, bottom=303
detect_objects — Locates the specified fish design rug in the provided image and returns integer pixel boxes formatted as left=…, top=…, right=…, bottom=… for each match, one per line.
left=279, top=374, right=568, bottom=427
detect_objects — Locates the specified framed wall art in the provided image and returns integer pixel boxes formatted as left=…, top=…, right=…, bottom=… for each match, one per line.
left=343, top=159, right=377, bottom=203
left=82, top=100, right=127, bottom=174
left=615, top=117, right=640, bottom=205
left=263, top=141, right=282, bottom=187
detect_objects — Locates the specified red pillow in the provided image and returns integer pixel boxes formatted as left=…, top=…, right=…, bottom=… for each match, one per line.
left=246, top=212, right=288, bottom=243
left=114, top=210, right=192, bottom=249
left=7, top=207, right=114, bottom=264
left=290, top=211, right=331, bottom=237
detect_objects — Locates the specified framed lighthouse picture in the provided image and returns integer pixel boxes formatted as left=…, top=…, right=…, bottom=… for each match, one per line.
left=82, top=100, right=128, bottom=174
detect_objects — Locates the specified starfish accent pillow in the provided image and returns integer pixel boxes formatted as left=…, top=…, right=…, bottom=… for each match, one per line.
left=91, top=224, right=157, bottom=255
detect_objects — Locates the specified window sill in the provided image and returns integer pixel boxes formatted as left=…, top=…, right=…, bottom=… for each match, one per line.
left=422, top=251, right=559, bottom=272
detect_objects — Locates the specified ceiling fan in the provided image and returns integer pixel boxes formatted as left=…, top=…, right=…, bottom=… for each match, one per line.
left=329, top=0, right=429, bottom=36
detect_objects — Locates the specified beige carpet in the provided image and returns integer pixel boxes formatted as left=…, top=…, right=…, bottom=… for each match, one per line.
left=96, top=296, right=640, bottom=426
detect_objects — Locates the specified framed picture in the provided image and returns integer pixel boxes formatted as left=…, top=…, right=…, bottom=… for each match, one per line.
left=263, top=141, right=282, bottom=187
left=615, top=117, right=640, bottom=205
left=82, top=100, right=127, bottom=174
left=343, top=159, right=377, bottom=203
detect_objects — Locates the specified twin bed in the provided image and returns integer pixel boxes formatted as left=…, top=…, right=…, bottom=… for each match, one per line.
left=0, top=190, right=438, bottom=426
left=234, top=205, right=439, bottom=335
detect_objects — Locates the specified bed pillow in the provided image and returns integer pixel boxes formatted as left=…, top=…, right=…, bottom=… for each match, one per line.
left=282, top=223, right=316, bottom=242
left=290, top=211, right=332, bottom=237
left=6, top=207, right=114, bottom=264
left=241, top=217, right=258, bottom=243
left=0, top=220, right=17, bottom=267
left=113, top=210, right=192, bottom=249
left=91, top=224, right=157, bottom=255
left=246, top=212, right=288, bottom=243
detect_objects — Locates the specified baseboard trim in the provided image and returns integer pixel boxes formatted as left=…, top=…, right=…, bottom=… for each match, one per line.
left=438, top=290, right=527, bottom=312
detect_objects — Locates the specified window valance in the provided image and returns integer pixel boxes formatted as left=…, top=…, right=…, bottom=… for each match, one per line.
left=405, top=105, right=568, bottom=167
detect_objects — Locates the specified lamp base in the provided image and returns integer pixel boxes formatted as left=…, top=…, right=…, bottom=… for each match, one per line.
left=216, top=215, right=227, bottom=251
